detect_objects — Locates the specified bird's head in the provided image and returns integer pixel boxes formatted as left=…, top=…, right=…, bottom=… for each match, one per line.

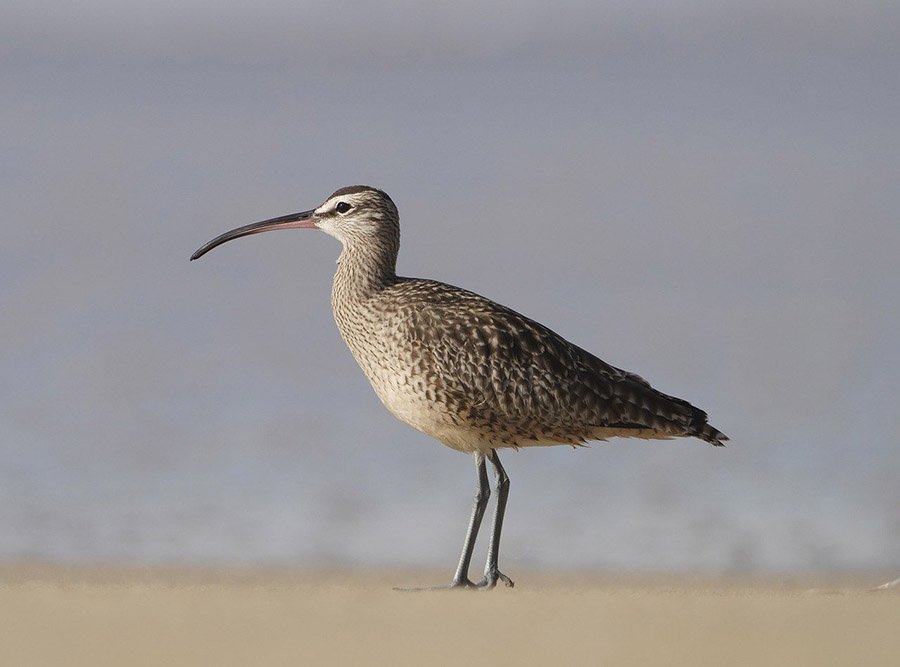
left=190, top=185, right=398, bottom=261
left=313, top=185, right=399, bottom=247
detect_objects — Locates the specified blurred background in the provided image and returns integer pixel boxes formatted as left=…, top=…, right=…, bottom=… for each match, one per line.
left=2, top=1, right=897, bottom=574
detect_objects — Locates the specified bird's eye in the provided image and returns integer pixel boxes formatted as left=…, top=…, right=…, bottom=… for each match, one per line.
left=335, top=202, right=352, bottom=214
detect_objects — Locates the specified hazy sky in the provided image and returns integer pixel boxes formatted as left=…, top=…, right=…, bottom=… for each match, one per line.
left=2, top=2, right=898, bottom=571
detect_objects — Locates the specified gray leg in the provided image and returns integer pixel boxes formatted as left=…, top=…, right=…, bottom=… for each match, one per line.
left=394, top=451, right=503, bottom=592
left=477, top=449, right=514, bottom=588
left=450, top=452, right=490, bottom=587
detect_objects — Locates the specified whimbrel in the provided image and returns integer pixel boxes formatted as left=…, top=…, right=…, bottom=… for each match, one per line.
left=191, top=185, right=727, bottom=589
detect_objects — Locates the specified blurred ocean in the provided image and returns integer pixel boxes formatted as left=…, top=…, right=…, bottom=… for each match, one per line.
left=2, top=408, right=896, bottom=572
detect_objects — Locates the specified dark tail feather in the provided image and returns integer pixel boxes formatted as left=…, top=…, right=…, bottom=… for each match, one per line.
left=683, top=403, right=728, bottom=446
left=659, top=393, right=728, bottom=447
left=695, top=420, right=728, bottom=447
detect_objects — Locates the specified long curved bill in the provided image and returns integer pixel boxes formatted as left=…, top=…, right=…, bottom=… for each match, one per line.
left=190, top=209, right=318, bottom=261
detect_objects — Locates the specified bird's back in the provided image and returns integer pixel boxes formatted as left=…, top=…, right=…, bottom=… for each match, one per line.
left=333, top=275, right=727, bottom=453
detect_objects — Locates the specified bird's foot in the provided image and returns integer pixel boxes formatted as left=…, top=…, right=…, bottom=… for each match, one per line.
left=394, top=570, right=514, bottom=591
left=475, top=568, right=515, bottom=589
left=393, top=577, right=480, bottom=592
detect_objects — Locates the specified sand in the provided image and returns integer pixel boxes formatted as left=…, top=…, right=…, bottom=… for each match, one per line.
left=2, top=566, right=898, bottom=666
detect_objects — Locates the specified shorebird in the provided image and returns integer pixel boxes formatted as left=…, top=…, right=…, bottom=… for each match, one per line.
left=191, top=185, right=727, bottom=589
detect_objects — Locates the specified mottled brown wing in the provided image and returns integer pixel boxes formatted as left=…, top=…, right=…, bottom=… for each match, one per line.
left=393, top=280, right=708, bottom=443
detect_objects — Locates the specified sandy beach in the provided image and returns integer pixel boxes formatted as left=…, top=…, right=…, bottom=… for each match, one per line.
left=2, top=566, right=898, bottom=666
